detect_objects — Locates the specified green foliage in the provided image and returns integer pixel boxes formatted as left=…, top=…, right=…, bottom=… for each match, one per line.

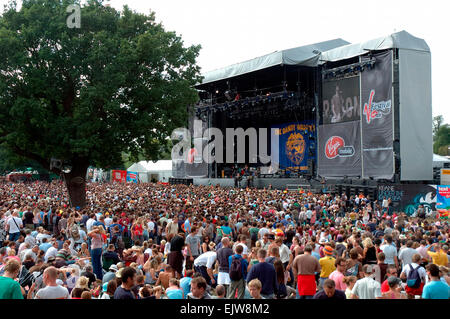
left=433, top=115, right=444, bottom=141
left=0, top=0, right=202, bottom=173
left=433, top=124, right=450, bottom=155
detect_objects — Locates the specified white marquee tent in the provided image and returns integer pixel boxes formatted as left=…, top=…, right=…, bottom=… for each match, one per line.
left=127, top=160, right=172, bottom=183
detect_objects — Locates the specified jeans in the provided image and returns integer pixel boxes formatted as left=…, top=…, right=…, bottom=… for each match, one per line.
left=9, top=232, right=20, bottom=242
left=318, top=277, right=328, bottom=290
left=91, top=248, right=103, bottom=280
left=297, top=295, right=314, bottom=299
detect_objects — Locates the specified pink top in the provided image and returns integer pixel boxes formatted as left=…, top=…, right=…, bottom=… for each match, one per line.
left=329, top=270, right=347, bottom=291
left=91, top=233, right=104, bottom=249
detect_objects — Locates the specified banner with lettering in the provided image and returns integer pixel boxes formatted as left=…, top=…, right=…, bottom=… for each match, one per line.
left=377, top=184, right=437, bottom=215
left=436, top=185, right=450, bottom=218
left=318, top=121, right=362, bottom=177
left=271, top=121, right=316, bottom=173
left=361, top=51, right=394, bottom=179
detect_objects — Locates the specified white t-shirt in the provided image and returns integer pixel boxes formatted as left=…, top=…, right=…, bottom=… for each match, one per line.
left=258, top=228, right=269, bottom=239
left=44, top=246, right=58, bottom=262
left=380, top=244, right=397, bottom=265
left=279, top=244, right=292, bottom=264
left=86, top=218, right=96, bottom=232
left=36, top=233, right=51, bottom=244
left=104, top=217, right=113, bottom=227
left=35, top=285, right=69, bottom=299
left=401, top=263, right=428, bottom=284
left=233, top=243, right=249, bottom=256
left=7, top=217, right=23, bottom=233
left=147, top=221, right=155, bottom=232
left=193, top=251, right=217, bottom=269
left=351, top=277, right=382, bottom=299
left=398, top=248, right=417, bottom=269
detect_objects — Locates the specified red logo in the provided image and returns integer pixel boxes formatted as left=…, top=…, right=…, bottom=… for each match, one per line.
left=325, top=136, right=344, bottom=159
left=187, top=148, right=198, bottom=164
left=363, top=90, right=378, bottom=124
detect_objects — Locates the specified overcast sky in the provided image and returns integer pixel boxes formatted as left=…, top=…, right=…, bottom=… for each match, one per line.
left=2, top=0, right=448, bottom=123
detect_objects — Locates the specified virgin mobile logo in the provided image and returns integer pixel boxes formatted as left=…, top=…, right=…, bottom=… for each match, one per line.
left=325, top=136, right=355, bottom=159
left=363, top=90, right=392, bottom=124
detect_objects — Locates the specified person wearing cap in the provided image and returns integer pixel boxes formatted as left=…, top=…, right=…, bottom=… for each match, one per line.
left=103, top=264, right=118, bottom=284
left=350, top=264, right=382, bottom=299
left=318, top=246, right=336, bottom=290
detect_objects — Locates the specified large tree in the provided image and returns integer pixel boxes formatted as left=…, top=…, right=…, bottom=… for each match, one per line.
left=0, top=0, right=201, bottom=207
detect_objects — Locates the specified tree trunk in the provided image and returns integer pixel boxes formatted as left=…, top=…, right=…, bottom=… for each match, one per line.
left=64, top=159, right=89, bottom=209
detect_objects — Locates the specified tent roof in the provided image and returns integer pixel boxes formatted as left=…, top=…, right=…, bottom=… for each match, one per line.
left=197, top=38, right=350, bottom=86
left=127, top=160, right=172, bottom=172
left=320, top=30, right=430, bottom=63
left=433, top=154, right=450, bottom=163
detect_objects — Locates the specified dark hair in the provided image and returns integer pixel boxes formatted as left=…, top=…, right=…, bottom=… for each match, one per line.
left=121, top=267, right=137, bottom=283
left=323, top=279, right=335, bottom=288
left=107, top=280, right=117, bottom=295
left=273, top=260, right=285, bottom=284
left=191, top=276, right=207, bottom=290
left=235, top=245, right=243, bottom=254
left=426, top=263, right=440, bottom=277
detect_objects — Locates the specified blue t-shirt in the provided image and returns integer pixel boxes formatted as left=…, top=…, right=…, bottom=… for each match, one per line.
left=221, top=226, right=232, bottom=236
left=422, top=280, right=450, bottom=299
left=166, top=289, right=183, bottom=299
left=180, top=277, right=192, bottom=299
left=39, top=242, right=52, bottom=253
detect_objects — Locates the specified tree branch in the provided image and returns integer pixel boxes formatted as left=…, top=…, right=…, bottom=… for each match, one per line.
left=11, top=144, right=61, bottom=175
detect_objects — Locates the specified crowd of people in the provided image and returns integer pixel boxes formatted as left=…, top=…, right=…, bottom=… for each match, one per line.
left=0, top=180, right=448, bottom=300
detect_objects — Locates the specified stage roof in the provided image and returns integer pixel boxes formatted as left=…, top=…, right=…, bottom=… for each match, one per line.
left=320, top=30, right=430, bottom=63
left=197, top=38, right=350, bottom=86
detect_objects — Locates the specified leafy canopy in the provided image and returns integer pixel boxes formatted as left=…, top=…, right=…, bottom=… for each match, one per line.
left=0, top=0, right=202, bottom=173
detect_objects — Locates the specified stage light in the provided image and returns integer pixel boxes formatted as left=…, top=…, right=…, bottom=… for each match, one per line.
left=215, top=90, right=219, bottom=94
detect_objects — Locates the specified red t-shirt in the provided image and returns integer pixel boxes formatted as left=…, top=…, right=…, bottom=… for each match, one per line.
left=381, top=279, right=390, bottom=293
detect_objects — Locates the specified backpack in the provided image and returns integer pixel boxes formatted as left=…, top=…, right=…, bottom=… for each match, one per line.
left=406, top=264, right=422, bottom=288
left=229, top=256, right=243, bottom=281
left=345, top=262, right=359, bottom=277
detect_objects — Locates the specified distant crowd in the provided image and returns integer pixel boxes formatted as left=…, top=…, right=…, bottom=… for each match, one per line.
left=0, top=180, right=448, bottom=299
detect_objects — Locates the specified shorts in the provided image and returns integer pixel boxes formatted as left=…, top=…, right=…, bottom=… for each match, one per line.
left=218, top=272, right=231, bottom=285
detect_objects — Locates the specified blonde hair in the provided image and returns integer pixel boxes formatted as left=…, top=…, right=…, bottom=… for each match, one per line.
left=248, top=279, right=262, bottom=290
left=343, top=276, right=357, bottom=286
left=76, top=276, right=89, bottom=289
left=362, top=238, right=373, bottom=248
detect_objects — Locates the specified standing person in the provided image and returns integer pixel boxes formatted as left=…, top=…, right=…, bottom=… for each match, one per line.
left=292, top=244, right=321, bottom=299
left=32, top=267, right=70, bottom=299
left=427, top=244, right=448, bottom=267
left=88, top=226, right=106, bottom=280
left=400, top=254, right=427, bottom=299
left=313, top=279, right=346, bottom=299
left=216, top=237, right=233, bottom=294
left=350, top=264, right=382, bottom=299
left=166, top=216, right=179, bottom=238
left=422, top=264, right=450, bottom=299
left=398, top=240, right=418, bottom=270
left=246, top=249, right=277, bottom=299
left=0, top=259, right=23, bottom=299
left=6, top=211, right=23, bottom=242
left=318, top=246, right=336, bottom=290
left=380, top=235, right=399, bottom=271
left=381, top=276, right=406, bottom=299
left=185, top=226, right=202, bottom=271
left=227, top=245, right=248, bottom=299
left=114, top=267, right=137, bottom=299
left=168, top=232, right=185, bottom=279
left=328, top=257, right=347, bottom=291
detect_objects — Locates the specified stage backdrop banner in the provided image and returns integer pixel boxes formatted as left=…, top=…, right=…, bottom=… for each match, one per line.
left=436, top=185, right=450, bottom=218
left=126, top=171, right=139, bottom=183
left=361, top=51, right=394, bottom=179
left=318, top=121, right=361, bottom=177
left=271, top=121, right=316, bottom=173
left=377, top=184, right=437, bottom=215
left=322, top=75, right=360, bottom=125
left=112, top=170, right=127, bottom=183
